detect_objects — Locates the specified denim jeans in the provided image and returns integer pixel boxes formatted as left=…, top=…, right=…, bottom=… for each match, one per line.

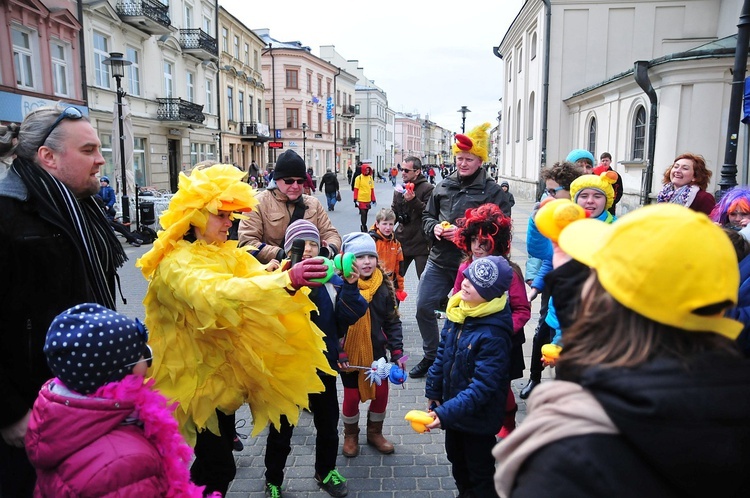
left=415, top=260, right=456, bottom=360
left=325, top=191, right=337, bottom=210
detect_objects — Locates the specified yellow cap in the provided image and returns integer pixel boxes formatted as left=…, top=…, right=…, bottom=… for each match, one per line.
left=558, top=204, right=742, bottom=339
left=452, top=123, right=490, bottom=163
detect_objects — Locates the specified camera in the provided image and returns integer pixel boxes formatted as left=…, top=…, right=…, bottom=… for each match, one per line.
left=397, top=212, right=411, bottom=224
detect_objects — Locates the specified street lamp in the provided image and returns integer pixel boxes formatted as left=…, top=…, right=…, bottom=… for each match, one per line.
left=457, top=106, right=471, bottom=133
left=103, top=52, right=132, bottom=225
left=301, top=122, right=308, bottom=164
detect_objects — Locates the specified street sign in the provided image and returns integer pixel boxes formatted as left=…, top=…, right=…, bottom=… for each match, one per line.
left=275, top=129, right=281, bottom=138
left=268, top=141, right=284, bottom=149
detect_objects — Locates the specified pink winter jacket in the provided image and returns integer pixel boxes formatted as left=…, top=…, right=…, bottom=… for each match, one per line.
left=25, top=380, right=169, bottom=497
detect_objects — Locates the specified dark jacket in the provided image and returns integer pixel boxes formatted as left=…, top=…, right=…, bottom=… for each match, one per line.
left=0, top=170, right=118, bottom=428
left=726, top=252, right=750, bottom=357
left=510, top=353, right=750, bottom=497
left=422, top=168, right=511, bottom=271
left=425, top=305, right=513, bottom=435
left=391, top=174, right=434, bottom=257
left=309, top=274, right=368, bottom=370
left=318, top=171, right=340, bottom=194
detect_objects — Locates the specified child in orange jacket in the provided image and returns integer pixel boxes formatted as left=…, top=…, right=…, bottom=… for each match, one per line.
left=369, top=208, right=406, bottom=302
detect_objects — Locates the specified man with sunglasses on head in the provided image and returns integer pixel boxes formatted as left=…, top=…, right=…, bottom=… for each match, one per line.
left=391, top=156, right=434, bottom=279
left=0, top=105, right=126, bottom=496
left=239, top=148, right=341, bottom=264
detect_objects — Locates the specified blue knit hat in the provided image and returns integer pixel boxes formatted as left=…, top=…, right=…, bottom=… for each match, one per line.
left=341, top=232, right=378, bottom=258
left=565, top=149, right=595, bottom=165
left=44, top=303, right=149, bottom=394
left=463, top=256, right=513, bottom=301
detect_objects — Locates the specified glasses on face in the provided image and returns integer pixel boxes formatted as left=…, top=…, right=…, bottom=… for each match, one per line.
left=401, top=168, right=415, bottom=173
left=546, top=186, right=565, bottom=197
left=40, top=107, right=84, bottom=146
left=281, top=178, right=306, bottom=185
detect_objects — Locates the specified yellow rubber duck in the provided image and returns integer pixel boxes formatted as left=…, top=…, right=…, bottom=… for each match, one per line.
left=534, top=198, right=589, bottom=243
left=405, top=410, right=434, bottom=433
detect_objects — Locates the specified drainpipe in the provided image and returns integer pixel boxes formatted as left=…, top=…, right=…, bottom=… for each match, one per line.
left=215, top=1, right=222, bottom=162
left=634, top=60, right=658, bottom=205
left=77, top=0, right=88, bottom=103
left=719, top=0, right=750, bottom=197
left=334, top=67, right=340, bottom=174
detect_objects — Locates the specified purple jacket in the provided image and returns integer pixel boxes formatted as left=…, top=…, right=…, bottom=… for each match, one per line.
left=25, top=380, right=169, bottom=497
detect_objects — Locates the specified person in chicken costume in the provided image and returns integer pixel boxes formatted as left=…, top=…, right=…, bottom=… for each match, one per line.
left=137, top=164, right=333, bottom=496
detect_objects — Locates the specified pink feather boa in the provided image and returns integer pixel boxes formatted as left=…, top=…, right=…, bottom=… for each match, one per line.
left=93, top=375, right=222, bottom=498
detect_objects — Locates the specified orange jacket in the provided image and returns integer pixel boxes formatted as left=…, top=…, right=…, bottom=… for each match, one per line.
left=369, top=227, right=404, bottom=291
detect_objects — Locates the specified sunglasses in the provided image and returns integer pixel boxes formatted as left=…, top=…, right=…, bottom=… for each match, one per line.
left=40, top=107, right=84, bottom=146
left=401, top=169, right=415, bottom=173
left=546, top=186, right=566, bottom=196
left=281, top=178, right=306, bottom=185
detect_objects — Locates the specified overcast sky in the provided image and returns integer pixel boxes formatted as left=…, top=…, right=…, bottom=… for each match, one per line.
left=219, top=0, right=525, bottom=134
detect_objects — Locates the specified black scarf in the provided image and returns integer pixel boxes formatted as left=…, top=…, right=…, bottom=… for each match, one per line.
left=13, top=157, right=126, bottom=310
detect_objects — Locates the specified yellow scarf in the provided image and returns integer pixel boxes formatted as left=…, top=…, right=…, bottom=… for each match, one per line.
left=343, top=269, right=384, bottom=401
left=444, top=292, right=508, bottom=324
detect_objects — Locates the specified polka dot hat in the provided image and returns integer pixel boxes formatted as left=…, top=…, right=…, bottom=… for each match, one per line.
left=44, top=303, right=149, bottom=394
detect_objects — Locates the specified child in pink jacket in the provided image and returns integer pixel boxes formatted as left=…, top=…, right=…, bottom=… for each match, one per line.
left=452, top=203, right=531, bottom=438
left=25, top=303, right=213, bottom=498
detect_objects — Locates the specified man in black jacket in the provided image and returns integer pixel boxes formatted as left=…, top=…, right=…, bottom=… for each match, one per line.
left=318, top=168, right=340, bottom=211
left=391, top=156, right=433, bottom=279
left=410, top=123, right=511, bottom=378
left=0, top=106, right=125, bottom=496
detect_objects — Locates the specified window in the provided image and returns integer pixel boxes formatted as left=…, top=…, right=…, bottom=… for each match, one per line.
left=205, top=78, right=213, bottom=113
left=286, top=69, right=298, bottom=89
left=355, top=104, right=360, bottom=115
left=93, top=31, right=110, bottom=88
left=202, top=15, right=211, bottom=34
left=248, top=97, right=253, bottom=123
left=506, top=106, right=511, bottom=144
left=327, top=81, right=331, bottom=96
left=318, top=112, right=322, bottom=131
left=227, top=87, right=234, bottom=121
left=317, top=76, right=322, bottom=96
left=186, top=71, right=195, bottom=102
left=518, top=48, right=523, bottom=72
left=163, top=61, right=174, bottom=97
left=244, top=43, right=249, bottom=65
left=184, top=2, right=193, bottom=28
left=527, top=92, right=535, bottom=140
left=126, top=47, right=140, bottom=96
left=50, top=40, right=69, bottom=96
left=133, top=137, right=147, bottom=188
left=254, top=49, right=259, bottom=70
left=258, top=98, right=262, bottom=121
left=632, top=106, right=646, bottom=160
left=238, top=90, right=244, bottom=122
left=13, top=26, right=35, bottom=89
left=507, top=59, right=512, bottom=82
left=530, top=32, right=537, bottom=60
left=190, top=142, right=198, bottom=166
left=100, top=133, right=113, bottom=180
left=222, top=27, right=228, bottom=52
left=233, top=35, right=239, bottom=59
left=588, top=117, right=597, bottom=155
left=515, top=100, right=521, bottom=142
left=306, top=73, right=312, bottom=92
left=286, top=108, right=299, bottom=128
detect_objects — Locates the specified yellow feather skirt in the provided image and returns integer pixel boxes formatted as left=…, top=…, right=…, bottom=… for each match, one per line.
left=141, top=240, right=334, bottom=446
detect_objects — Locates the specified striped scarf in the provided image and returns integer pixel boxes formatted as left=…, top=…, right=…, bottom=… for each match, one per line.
left=343, top=268, right=383, bottom=402
left=14, top=157, right=125, bottom=310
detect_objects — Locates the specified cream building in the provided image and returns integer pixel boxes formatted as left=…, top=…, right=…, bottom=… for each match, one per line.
left=83, top=0, right=219, bottom=194
left=218, top=7, right=269, bottom=172
left=496, top=0, right=746, bottom=211
left=395, top=113, right=424, bottom=165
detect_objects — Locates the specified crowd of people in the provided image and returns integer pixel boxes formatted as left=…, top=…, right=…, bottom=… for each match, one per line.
left=1, top=106, right=749, bottom=498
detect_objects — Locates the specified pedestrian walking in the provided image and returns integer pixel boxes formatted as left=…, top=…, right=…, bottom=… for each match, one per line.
left=319, top=168, right=340, bottom=212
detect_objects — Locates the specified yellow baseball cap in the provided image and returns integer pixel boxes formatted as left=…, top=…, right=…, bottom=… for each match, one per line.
left=558, top=203, right=742, bottom=339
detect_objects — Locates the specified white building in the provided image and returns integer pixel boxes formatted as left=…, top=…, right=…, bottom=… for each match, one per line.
left=496, top=0, right=747, bottom=211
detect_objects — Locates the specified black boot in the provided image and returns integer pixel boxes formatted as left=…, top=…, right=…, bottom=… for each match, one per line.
left=519, top=379, right=540, bottom=400
left=409, top=357, right=434, bottom=379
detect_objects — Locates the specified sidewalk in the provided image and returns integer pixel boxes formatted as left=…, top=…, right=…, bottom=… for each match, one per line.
left=225, top=196, right=548, bottom=497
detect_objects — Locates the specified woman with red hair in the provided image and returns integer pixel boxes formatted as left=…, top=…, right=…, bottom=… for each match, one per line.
left=657, top=153, right=715, bottom=215
left=453, top=204, right=531, bottom=438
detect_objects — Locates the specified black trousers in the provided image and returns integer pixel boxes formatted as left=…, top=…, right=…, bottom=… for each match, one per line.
left=402, top=254, right=428, bottom=280
left=190, top=409, right=237, bottom=496
left=529, top=290, right=552, bottom=382
left=265, top=374, right=339, bottom=485
left=445, top=429, right=499, bottom=498
left=0, top=441, right=36, bottom=497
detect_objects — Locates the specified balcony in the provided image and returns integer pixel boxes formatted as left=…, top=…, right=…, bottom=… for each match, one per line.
left=341, top=105, right=356, bottom=118
left=179, top=28, right=218, bottom=61
left=343, top=137, right=358, bottom=150
left=239, top=122, right=271, bottom=142
left=156, top=98, right=205, bottom=127
left=116, top=0, right=172, bottom=36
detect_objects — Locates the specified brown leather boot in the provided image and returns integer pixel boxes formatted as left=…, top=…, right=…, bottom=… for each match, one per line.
left=366, top=413, right=394, bottom=454
left=342, top=422, right=360, bottom=457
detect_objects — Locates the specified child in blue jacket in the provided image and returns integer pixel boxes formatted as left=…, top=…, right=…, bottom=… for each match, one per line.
left=425, top=256, right=514, bottom=498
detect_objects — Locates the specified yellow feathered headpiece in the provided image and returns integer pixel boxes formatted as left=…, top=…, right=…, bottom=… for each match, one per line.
left=452, top=122, right=491, bottom=163
left=137, top=164, right=257, bottom=278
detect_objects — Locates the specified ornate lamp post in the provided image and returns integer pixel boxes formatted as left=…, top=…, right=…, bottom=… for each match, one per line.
left=457, top=106, right=471, bottom=133
left=103, top=52, right=132, bottom=225
left=301, top=122, right=308, bottom=164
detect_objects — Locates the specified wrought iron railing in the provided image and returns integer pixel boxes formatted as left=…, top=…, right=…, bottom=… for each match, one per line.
left=179, top=28, right=218, bottom=56
left=341, top=105, right=356, bottom=117
left=116, top=0, right=170, bottom=28
left=156, top=98, right=205, bottom=124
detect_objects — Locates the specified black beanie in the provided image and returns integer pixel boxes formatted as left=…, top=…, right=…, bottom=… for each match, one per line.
left=274, top=150, right=306, bottom=180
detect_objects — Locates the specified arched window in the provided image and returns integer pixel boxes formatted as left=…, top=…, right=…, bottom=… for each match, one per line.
left=515, top=100, right=522, bottom=143
left=527, top=92, right=535, bottom=140
left=588, top=117, right=597, bottom=155
left=530, top=32, right=537, bottom=60
left=632, top=106, right=646, bottom=160
left=506, top=106, right=511, bottom=144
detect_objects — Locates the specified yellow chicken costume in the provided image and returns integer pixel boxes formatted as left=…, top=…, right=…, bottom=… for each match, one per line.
left=137, top=164, right=334, bottom=445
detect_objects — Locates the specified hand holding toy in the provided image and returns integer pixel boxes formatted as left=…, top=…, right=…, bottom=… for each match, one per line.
left=346, top=357, right=408, bottom=386
left=405, top=182, right=415, bottom=194
left=405, top=410, right=434, bottom=433
left=333, top=253, right=355, bottom=278
left=395, top=289, right=408, bottom=302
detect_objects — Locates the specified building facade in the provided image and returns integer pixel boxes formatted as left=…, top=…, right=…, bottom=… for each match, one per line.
left=497, top=0, right=746, bottom=209
left=394, top=113, right=424, bottom=165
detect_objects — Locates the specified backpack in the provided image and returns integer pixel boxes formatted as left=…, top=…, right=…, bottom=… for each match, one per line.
left=133, top=226, right=157, bottom=245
